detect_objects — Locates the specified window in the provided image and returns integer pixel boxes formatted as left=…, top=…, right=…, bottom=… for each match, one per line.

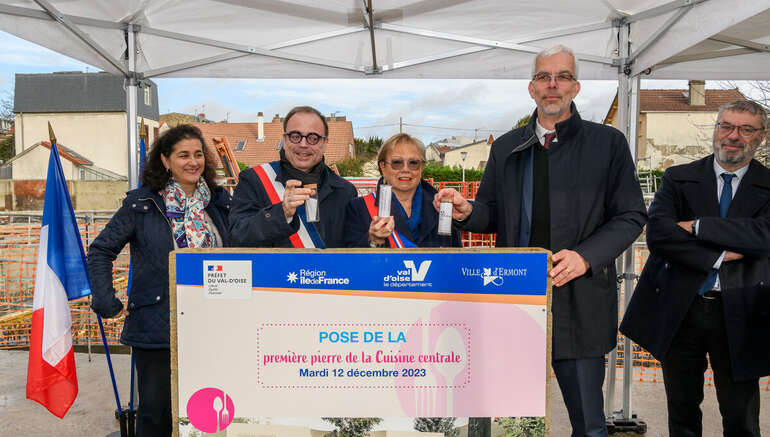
left=144, top=86, right=151, bottom=106
left=235, top=140, right=247, bottom=151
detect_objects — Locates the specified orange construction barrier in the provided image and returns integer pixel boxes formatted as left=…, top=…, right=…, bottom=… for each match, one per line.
left=2, top=196, right=768, bottom=391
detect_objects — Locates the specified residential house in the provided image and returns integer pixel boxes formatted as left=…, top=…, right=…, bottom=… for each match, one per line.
left=10, top=71, right=159, bottom=180
left=2, top=141, right=123, bottom=181
left=431, top=135, right=478, bottom=149
left=604, top=81, right=745, bottom=170
left=425, top=144, right=443, bottom=162
left=194, top=112, right=355, bottom=170
left=0, top=118, right=12, bottom=134
left=442, top=135, right=494, bottom=170
left=160, top=111, right=213, bottom=128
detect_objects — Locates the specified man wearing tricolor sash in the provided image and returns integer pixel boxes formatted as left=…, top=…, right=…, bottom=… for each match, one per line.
left=230, top=106, right=357, bottom=248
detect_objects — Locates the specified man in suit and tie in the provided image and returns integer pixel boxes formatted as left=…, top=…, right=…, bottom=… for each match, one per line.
left=621, top=99, right=770, bottom=436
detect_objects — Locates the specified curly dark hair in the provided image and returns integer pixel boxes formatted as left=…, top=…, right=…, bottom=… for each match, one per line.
left=140, top=124, right=220, bottom=192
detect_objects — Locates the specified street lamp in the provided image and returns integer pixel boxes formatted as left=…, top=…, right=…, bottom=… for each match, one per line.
left=460, top=151, right=468, bottom=184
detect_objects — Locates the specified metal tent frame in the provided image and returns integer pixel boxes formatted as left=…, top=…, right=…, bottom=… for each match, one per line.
left=3, top=0, right=770, bottom=429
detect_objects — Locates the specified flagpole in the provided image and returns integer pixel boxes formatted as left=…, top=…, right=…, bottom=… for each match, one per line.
left=96, top=314, right=123, bottom=413
left=48, top=122, right=125, bottom=423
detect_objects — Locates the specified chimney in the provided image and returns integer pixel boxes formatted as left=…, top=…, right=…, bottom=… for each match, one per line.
left=257, top=112, right=264, bottom=140
left=197, top=113, right=205, bottom=120
left=272, top=114, right=281, bottom=123
left=688, top=80, right=705, bottom=106
left=329, top=113, right=336, bottom=122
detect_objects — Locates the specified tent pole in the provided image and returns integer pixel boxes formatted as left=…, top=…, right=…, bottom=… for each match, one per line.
left=621, top=75, right=641, bottom=421
left=126, top=24, right=139, bottom=190
left=610, top=22, right=646, bottom=435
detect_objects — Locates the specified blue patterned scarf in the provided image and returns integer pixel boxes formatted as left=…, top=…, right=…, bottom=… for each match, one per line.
left=162, top=178, right=217, bottom=248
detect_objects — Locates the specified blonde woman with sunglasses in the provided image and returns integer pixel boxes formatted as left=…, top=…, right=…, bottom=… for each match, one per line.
left=344, top=133, right=462, bottom=248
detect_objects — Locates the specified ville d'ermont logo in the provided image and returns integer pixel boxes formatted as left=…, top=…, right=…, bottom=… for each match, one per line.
left=461, top=266, right=529, bottom=286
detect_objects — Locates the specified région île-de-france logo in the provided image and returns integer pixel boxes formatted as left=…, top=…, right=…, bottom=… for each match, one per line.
left=207, top=265, right=223, bottom=271
left=285, top=269, right=350, bottom=285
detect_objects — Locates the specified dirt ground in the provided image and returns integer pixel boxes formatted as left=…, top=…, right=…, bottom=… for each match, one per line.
left=1, top=349, right=768, bottom=436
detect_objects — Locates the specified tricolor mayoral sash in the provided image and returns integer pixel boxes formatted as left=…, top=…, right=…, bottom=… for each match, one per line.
left=253, top=162, right=326, bottom=248
left=363, top=192, right=417, bottom=248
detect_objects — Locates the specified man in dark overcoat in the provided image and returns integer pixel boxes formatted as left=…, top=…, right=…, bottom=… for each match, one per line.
left=436, top=45, right=647, bottom=437
left=621, top=100, right=770, bottom=436
left=229, top=105, right=357, bottom=248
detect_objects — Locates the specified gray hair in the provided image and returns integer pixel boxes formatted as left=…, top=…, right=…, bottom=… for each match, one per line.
left=717, top=100, right=768, bottom=129
left=531, top=45, right=579, bottom=79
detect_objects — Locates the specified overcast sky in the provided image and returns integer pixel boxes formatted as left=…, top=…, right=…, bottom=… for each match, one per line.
left=0, top=30, right=749, bottom=145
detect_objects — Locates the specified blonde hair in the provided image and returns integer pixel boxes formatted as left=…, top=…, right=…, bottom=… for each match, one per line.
left=377, top=133, right=426, bottom=175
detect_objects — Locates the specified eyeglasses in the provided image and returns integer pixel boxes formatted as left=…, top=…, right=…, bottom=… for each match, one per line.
left=715, top=122, right=763, bottom=138
left=532, top=72, right=576, bottom=84
left=284, top=131, right=326, bottom=145
left=384, top=158, right=424, bottom=170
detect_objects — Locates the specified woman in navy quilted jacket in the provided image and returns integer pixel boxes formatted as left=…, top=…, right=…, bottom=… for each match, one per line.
left=88, top=125, right=231, bottom=437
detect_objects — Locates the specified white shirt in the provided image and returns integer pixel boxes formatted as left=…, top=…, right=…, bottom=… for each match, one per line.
left=695, top=159, right=748, bottom=290
left=535, top=120, right=556, bottom=147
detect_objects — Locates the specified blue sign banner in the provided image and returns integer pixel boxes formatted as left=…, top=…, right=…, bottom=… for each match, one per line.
left=176, top=250, right=548, bottom=303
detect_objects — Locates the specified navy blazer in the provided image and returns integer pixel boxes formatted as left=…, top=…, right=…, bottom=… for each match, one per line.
left=88, top=185, right=231, bottom=348
left=621, top=156, right=770, bottom=380
left=345, top=178, right=462, bottom=248
left=229, top=162, right=357, bottom=248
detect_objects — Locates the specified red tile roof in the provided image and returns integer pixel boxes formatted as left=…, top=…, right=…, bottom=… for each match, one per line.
left=194, top=119, right=354, bottom=169
left=604, top=88, right=746, bottom=124
left=640, top=89, right=745, bottom=112
left=40, top=141, right=92, bottom=165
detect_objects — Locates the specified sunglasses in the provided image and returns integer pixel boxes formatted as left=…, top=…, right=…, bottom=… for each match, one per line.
left=384, top=158, right=424, bottom=170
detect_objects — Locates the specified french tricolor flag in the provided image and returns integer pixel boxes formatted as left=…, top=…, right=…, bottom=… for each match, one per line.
left=26, top=139, right=91, bottom=418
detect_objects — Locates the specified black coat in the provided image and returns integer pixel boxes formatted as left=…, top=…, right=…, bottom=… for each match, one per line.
left=344, top=178, right=462, bottom=248
left=229, top=162, right=357, bottom=248
left=461, top=106, right=647, bottom=360
left=620, top=156, right=770, bottom=380
left=88, top=186, right=231, bottom=348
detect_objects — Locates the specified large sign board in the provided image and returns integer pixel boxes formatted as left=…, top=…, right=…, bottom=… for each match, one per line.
left=170, top=248, right=551, bottom=435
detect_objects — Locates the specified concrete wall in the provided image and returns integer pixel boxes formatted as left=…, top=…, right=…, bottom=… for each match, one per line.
left=14, top=112, right=160, bottom=179
left=0, top=179, right=11, bottom=210
left=69, top=181, right=128, bottom=210
left=607, top=110, right=715, bottom=170
left=443, top=142, right=491, bottom=170
left=644, top=112, right=715, bottom=169
left=0, top=180, right=127, bottom=211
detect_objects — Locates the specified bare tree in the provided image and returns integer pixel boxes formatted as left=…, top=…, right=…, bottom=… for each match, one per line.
left=0, top=90, right=14, bottom=163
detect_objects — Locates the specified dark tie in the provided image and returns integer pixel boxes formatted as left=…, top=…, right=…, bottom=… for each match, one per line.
left=543, top=132, right=556, bottom=149
left=698, top=172, right=736, bottom=294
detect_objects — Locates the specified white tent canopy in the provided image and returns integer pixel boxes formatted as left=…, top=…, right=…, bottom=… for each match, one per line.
left=3, top=0, right=769, bottom=185
left=0, top=0, right=768, bottom=81
left=2, top=0, right=770, bottom=425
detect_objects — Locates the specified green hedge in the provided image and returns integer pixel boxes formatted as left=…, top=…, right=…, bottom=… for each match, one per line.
left=335, top=157, right=365, bottom=177
left=422, top=162, right=483, bottom=182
